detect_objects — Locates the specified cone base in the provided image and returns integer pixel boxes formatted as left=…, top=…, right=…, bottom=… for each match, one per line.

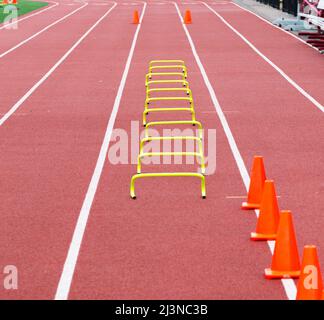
left=241, top=201, right=260, bottom=210
left=184, top=21, right=192, bottom=24
left=264, top=268, right=300, bottom=279
left=297, top=291, right=322, bottom=300
left=250, top=232, right=277, bottom=241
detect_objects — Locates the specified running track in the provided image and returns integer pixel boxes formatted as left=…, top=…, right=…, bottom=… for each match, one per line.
left=0, top=0, right=323, bottom=300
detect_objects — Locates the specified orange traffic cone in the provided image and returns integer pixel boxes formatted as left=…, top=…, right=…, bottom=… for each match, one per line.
left=250, top=180, right=280, bottom=241
left=296, top=245, right=323, bottom=300
left=242, top=156, right=266, bottom=210
left=133, top=10, right=139, bottom=24
left=265, top=210, right=300, bottom=279
left=184, top=10, right=192, bottom=24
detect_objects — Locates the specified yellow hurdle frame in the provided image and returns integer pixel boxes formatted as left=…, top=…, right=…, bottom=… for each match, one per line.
left=137, top=151, right=205, bottom=174
left=144, top=120, right=203, bottom=139
left=143, top=108, right=196, bottom=126
left=146, top=87, right=192, bottom=100
left=149, top=60, right=185, bottom=68
left=145, top=72, right=187, bottom=86
left=130, top=172, right=206, bottom=199
left=145, top=96, right=193, bottom=107
left=144, top=93, right=195, bottom=125
left=149, top=65, right=187, bottom=78
left=139, top=136, right=205, bottom=175
left=146, top=80, right=189, bottom=92
left=139, top=136, right=203, bottom=155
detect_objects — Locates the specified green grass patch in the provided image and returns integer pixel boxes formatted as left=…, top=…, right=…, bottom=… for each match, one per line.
left=0, top=0, right=49, bottom=24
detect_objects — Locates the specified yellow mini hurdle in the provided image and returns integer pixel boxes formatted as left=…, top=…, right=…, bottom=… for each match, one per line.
left=137, top=151, right=205, bottom=175
left=144, top=120, right=203, bottom=139
left=146, top=80, right=189, bottom=92
left=145, top=96, right=193, bottom=108
left=138, top=136, right=205, bottom=175
left=144, top=89, right=195, bottom=125
left=130, top=172, right=206, bottom=199
left=149, top=65, right=187, bottom=78
left=143, top=108, right=196, bottom=126
left=143, top=97, right=195, bottom=125
left=145, top=72, right=187, bottom=86
left=146, top=87, right=192, bottom=99
left=149, top=60, right=185, bottom=67
left=139, top=136, right=203, bottom=155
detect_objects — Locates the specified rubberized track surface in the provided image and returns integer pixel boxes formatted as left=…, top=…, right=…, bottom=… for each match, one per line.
left=0, top=0, right=323, bottom=300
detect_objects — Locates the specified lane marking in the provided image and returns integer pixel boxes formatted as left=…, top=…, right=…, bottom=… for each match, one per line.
left=0, top=1, right=59, bottom=31
left=201, top=2, right=324, bottom=113
left=231, top=1, right=318, bottom=52
left=54, top=2, right=147, bottom=300
left=0, top=2, right=89, bottom=59
left=174, top=1, right=297, bottom=300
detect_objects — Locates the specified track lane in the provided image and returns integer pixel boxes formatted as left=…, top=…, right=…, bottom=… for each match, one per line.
left=0, top=1, right=89, bottom=59
left=0, top=1, right=74, bottom=53
left=67, top=1, right=285, bottom=299
left=0, top=2, right=117, bottom=119
left=175, top=0, right=324, bottom=296
left=0, top=2, right=141, bottom=299
left=204, top=0, right=324, bottom=111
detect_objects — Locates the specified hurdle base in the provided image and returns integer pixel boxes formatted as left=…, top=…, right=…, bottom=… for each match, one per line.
left=250, top=232, right=277, bottom=241
left=264, top=268, right=300, bottom=279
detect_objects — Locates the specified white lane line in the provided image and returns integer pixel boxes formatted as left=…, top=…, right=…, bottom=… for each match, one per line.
left=174, top=1, right=297, bottom=301
left=54, top=2, right=147, bottom=300
left=0, top=2, right=88, bottom=59
left=0, top=1, right=59, bottom=31
left=201, top=2, right=324, bottom=113
left=231, top=1, right=318, bottom=52
left=0, top=2, right=117, bottom=127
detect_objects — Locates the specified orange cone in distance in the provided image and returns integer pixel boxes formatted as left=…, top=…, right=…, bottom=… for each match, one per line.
left=251, top=180, right=280, bottom=241
left=242, top=156, right=266, bottom=210
left=265, top=210, right=301, bottom=279
left=184, top=10, right=192, bottom=24
left=296, top=245, right=323, bottom=300
left=133, top=10, right=139, bottom=24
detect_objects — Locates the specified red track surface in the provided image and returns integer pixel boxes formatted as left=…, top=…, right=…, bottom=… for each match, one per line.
left=0, top=0, right=323, bottom=300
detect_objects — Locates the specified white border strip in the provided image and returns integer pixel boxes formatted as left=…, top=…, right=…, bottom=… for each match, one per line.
left=201, top=2, right=324, bottom=113
left=0, top=2, right=88, bottom=59
left=0, top=2, right=117, bottom=127
left=54, top=2, right=147, bottom=300
left=174, top=2, right=297, bottom=300
left=0, top=1, right=59, bottom=30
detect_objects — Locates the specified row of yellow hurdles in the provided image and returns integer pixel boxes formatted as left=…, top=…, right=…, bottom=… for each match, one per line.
left=130, top=60, right=207, bottom=199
